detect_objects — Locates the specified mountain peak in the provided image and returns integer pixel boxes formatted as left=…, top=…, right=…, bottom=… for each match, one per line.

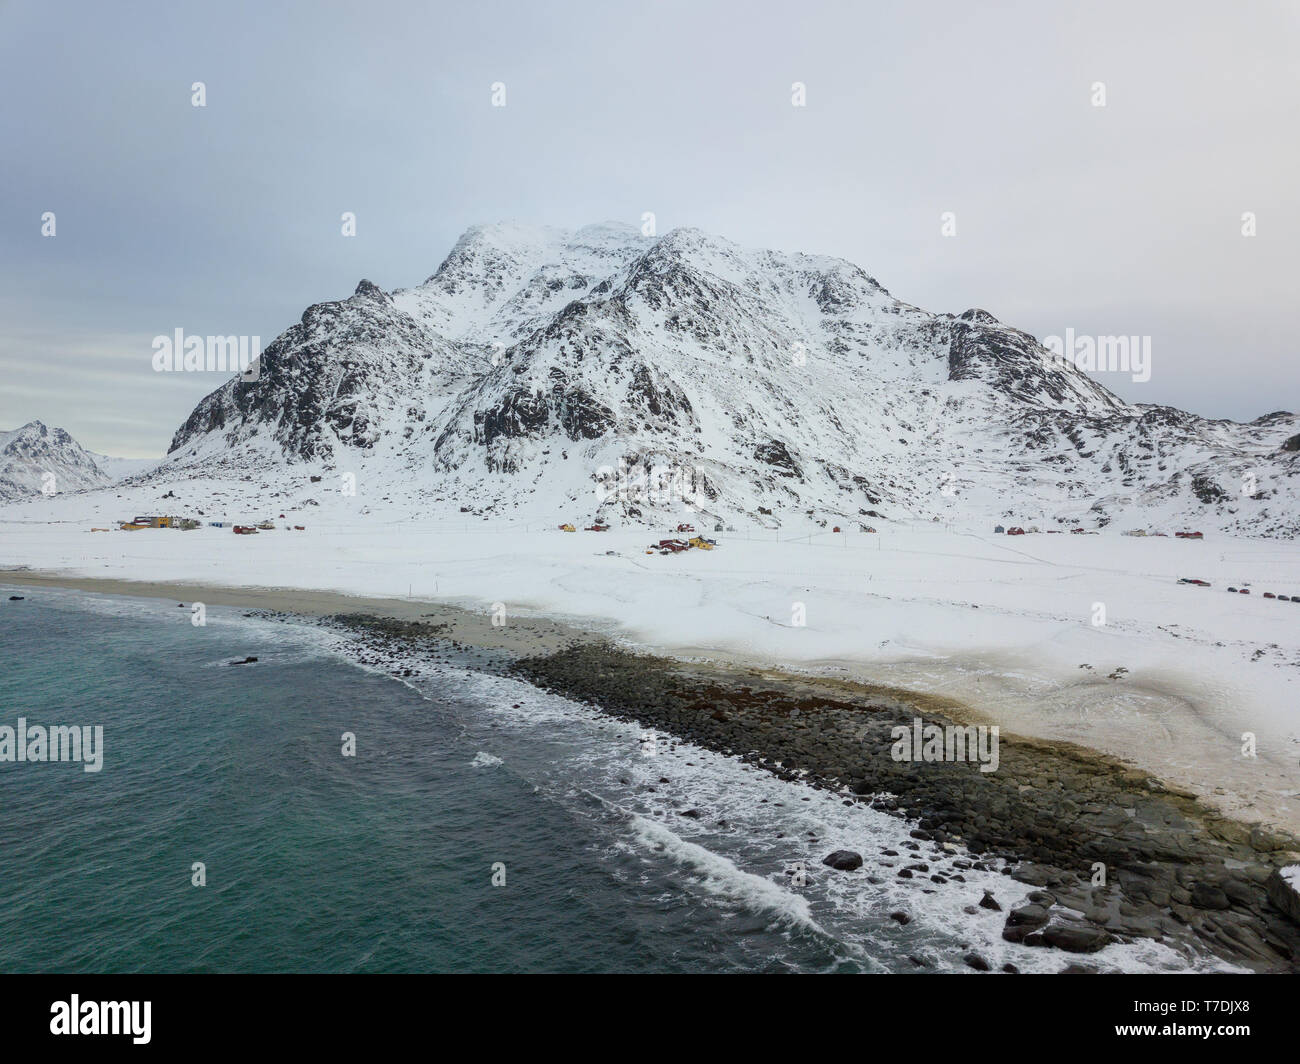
left=353, top=278, right=389, bottom=303
left=6, top=419, right=48, bottom=435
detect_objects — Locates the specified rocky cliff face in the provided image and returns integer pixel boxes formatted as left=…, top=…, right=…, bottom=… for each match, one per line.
left=158, top=222, right=1298, bottom=534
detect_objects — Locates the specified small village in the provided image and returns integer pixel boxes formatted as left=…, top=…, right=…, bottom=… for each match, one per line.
left=994, top=524, right=1204, bottom=538
left=113, top=514, right=307, bottom=534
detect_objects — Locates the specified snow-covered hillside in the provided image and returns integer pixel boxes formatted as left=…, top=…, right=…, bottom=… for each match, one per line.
left=90, top=224, right=1300, bottom=534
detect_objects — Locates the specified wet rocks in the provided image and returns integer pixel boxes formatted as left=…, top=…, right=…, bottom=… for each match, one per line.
left=822, top=850, right=863, bottom=871
left=1030, top=923, right=1113, bottom=953
left=1003, top=897, right=1114, bottom=953
left=1006, top=903, right=1050, bottom=930
left=1189, top=882, right=1231, bottom=911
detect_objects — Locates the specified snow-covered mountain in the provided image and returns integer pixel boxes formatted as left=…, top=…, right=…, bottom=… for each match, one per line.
left=158, top=223, right=1299, bottom=535
left=0, top=421, right=117, bottom=501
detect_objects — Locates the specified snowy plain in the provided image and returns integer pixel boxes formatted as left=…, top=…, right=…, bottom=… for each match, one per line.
left=3, top=480, right=1298, bottom=838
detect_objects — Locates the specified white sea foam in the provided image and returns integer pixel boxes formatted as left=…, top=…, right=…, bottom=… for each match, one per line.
left=303, top=620, right=1241, bottom=973
left=627, top=812, right=833, bottom=932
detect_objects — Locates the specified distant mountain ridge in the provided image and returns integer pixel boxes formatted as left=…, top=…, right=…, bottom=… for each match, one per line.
left=0, top=421, right=113, bottom=501
left=0, top=421, right=161, bottom=502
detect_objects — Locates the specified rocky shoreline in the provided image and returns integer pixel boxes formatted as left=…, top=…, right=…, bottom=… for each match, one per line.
left=10, top=576, right=1298, bottom=971
left=317, top=612, right=1300, bottom=973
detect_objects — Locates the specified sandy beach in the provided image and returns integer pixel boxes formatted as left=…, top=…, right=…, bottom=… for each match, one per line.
left=1, top=570, right=603, bottom=656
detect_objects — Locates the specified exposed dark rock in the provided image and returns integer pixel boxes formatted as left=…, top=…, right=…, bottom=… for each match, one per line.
left=1027, top=923, right=1114, bottom=953
left=821, top=849, right=863, bottom=871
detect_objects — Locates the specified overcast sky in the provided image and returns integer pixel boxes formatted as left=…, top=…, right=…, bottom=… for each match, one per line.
left=2, top=0, right=1296, bottom=456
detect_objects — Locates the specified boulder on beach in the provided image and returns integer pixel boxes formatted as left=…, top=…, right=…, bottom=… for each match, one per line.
left=1006, top=903, right=1050, bottom=928
left=1001, top=902, right=1051, bottom=943
left=1030, top=923, right=1114, bottom=953
left=821, top=849, right=863, bottom=871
